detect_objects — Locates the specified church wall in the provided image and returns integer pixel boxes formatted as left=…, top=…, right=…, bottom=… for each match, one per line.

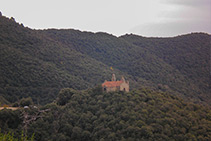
left=102, top=74, right=129, bottom=92
left=120, top=82, right=129, bottom=92
left=106, top=87, right=117, bottom=92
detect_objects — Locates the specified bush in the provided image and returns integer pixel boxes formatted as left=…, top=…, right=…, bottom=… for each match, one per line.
left=20, top=97, right=33, bottom=107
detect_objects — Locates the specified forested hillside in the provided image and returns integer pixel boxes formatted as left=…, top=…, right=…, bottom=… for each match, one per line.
left=120, top=33, right=211, bottom=104
left=0, top=87, right=210, bottom=140
left=0, top=15, right=128, bottom=104
left=0, top=14, right=210, bottom=105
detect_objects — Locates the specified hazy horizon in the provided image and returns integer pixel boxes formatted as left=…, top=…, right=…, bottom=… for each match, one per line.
left=0, top=0, right=210, bottom=37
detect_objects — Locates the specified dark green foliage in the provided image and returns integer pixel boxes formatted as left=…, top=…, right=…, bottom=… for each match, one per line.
left=120, top=33, right=211, bottom=104
left=18, top=88, right=211, bottom=140
left=0, top=87, right=210, bottom=140
left=0, top=14, right=210, bottom=106
left=0, top=109, right=21, bottom=130
left=0, top=15, right=116, bottom=104
left=0, top=130, right=34, bottom=141
left=20, top=97, right=33, bottom=107
left=0, top=96, right=9, bottom=106
left=56, top=88, right=77, bottom=105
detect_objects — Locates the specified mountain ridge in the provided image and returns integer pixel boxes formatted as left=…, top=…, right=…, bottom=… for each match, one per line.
left=0, top=14, right=210, bottom=105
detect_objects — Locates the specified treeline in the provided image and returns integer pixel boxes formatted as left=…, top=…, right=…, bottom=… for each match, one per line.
left=0, top=15, right=121, bottom=104
left=120, top=33, right=211, bottom=104
left=0, top=87, right=210, bottom=140
left=0, top=13, right=210, bottom=106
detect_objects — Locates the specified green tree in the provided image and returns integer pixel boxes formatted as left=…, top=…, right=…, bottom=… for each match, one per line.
left=56, top=88, right=77, bottom=105
left=20, top=97, right=33, bottom=107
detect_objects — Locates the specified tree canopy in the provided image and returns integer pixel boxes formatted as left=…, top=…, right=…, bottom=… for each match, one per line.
left=0, top=87, right=210, bottom=140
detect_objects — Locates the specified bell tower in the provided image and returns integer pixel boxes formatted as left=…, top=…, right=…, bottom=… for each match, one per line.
left=111, top=74, right=116, bottom=81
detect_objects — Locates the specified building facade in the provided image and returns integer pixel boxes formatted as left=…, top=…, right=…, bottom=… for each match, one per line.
left=102, top=74, right=129, bottom=92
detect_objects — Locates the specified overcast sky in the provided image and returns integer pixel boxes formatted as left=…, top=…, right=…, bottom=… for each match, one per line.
left=0, top=0, right=210, bottom=37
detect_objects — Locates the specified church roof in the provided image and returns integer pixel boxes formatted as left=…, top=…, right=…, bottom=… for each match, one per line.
left=102, top=80, right=123, bottom=88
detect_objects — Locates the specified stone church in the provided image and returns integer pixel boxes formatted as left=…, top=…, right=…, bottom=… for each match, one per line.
left=102, top=74, right=129, bottom=92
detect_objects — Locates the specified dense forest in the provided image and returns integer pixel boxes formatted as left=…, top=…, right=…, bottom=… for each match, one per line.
left=0, top=14, right=210, bottom=105
left=0, top=13, right=211, bottom=140
left=0, top=87, right=211, bottom=140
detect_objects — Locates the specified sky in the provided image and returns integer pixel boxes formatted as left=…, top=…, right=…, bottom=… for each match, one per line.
left=0, top=0, right=210, bottom=37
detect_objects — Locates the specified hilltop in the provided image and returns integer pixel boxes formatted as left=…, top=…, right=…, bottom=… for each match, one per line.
left=0, top=87, right=210, bottom=140
left=0, top=14, right=210, bottom=105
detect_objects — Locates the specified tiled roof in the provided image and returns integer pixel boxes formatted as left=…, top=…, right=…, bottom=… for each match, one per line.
left=102, top=81, right=123, bottom=88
